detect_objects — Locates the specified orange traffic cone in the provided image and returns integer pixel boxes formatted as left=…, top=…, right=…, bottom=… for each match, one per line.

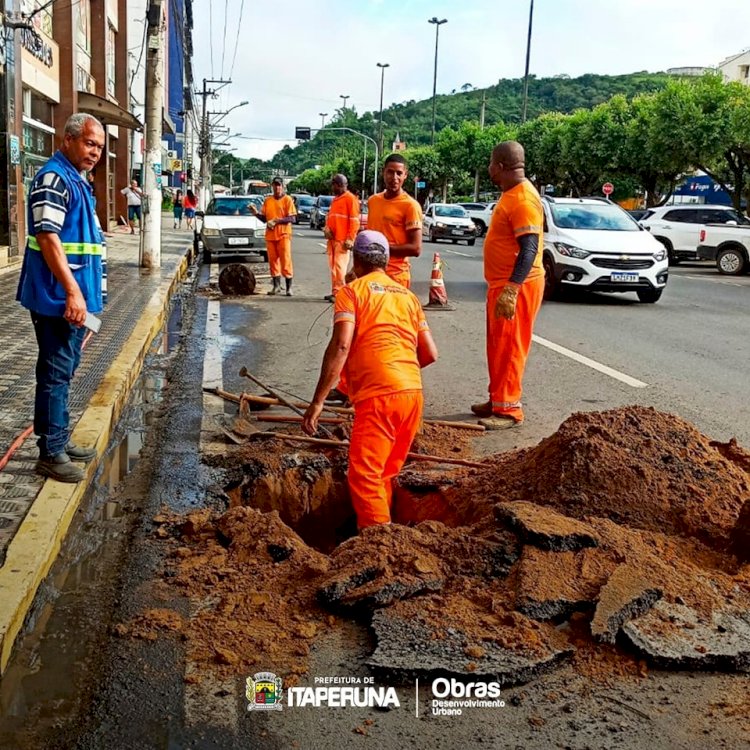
left=423, top=252, right=455, bottom=311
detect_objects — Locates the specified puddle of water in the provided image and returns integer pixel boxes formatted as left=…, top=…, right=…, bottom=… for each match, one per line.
left=151, top=297, right=183, bottom=355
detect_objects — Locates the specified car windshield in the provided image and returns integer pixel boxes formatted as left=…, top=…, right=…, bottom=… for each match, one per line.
left=550, top=203, right=639, bottom=231
left=724, top=209, right=750, bottom=225
left=435, top=205, right=468, bottom=218
left=296, top=196, right=314, bottom=207
left=207, top=198, right=258, bottom=216
left=318, top=196, right=333, bottom=207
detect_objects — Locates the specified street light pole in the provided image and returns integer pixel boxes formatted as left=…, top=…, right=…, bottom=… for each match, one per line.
left=339, top=94, right=350, bottom=110
left=521, top=0, right=535, bottom=124
left=319, top=112, right=328, bottom=128
left=376, top=62, right=389, bottom=162
left=428, top=17, right=447, bottom=146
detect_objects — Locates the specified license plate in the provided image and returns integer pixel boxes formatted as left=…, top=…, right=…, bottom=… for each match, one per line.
left=611, top=272, right=638, bottom=282
left=451, top=229, right=464, bottom=235
left=227, top=237, right=249, bottom=246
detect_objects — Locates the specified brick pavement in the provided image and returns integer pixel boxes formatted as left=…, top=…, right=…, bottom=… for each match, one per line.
left=0, top=221, right=193, bottom=562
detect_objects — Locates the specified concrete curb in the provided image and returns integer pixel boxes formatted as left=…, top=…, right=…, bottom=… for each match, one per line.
left=0, top=251, right=191, bottom=673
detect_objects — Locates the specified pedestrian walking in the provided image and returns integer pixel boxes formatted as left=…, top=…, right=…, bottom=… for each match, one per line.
left=250, top=177, right=297, bottom=296
left=16, top=113, right=106, bottom=482
left=120, top=179, right=143, bottom=234
left=302, top=230, right=438, bottom=529
left=367, top=154, right=423, bottom=288
left=173, top=189, right=184, bottom=229
left=322, top=174, right=360, bottom=302
left=183, top=189, right=197, bottom=230
left=471, top=141, right=545, bottom=430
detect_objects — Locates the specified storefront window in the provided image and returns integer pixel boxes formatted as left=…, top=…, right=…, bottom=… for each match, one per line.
left=106, top=25, right=116, bottom=97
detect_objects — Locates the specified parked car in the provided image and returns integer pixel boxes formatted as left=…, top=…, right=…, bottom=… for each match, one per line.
left=359, top=202, right=368, bottom=231
left=310, top=195, right=333, bottom=230
left=639, top=204, right=750, bottom=264
left=541, top=196, right=668, bottom=303
left=292, top=193, right=315, bottom=225
left=457, top=202, right=494, bottom=235
left=197, top=196, right=267, bottom=263
left=423, top=203, right=478, bottom=245
left=697, top=224, right=750, bottom=275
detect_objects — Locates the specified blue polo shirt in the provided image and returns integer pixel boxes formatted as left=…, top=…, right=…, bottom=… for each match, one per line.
left=16, top=150, right=105, bottom=316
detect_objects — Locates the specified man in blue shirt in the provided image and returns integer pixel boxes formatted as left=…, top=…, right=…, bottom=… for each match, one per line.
left=16, top=113, right=106, bottom=482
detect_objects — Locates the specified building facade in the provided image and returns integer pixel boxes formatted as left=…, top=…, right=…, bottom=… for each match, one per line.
left=718, top=49, right=750, bottom=85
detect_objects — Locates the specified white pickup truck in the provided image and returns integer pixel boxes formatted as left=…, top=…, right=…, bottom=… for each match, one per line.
left=456, top=202, right=496, bottom=236
left=697, top=225, right=750, bottom=275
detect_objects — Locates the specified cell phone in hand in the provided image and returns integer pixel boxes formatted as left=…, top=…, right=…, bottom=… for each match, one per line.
left=84, top=312, right=102, bottom=333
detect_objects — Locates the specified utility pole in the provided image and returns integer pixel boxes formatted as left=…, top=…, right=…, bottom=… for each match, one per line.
left=521, top=0, right=535, bottom=124
left=428, top=17, right=447, bottom=146
left=197, top=78, right=232, bottom=211
left=376, top=62, right=389, bottom=163
left=141, top=0, right=165, bottom=269
left=473, top=91, right=487, bottom=201
left=319, top=112, right=328, bottom=128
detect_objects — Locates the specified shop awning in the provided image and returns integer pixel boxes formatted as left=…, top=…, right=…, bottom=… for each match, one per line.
left=77, top=92, right=143, bottom=131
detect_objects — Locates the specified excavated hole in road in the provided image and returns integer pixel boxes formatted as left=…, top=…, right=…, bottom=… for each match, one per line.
left=131, top=407, right=750, bottom=691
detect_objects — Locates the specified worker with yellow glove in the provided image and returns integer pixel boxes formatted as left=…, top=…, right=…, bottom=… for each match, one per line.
left=471, top=141, right=545, bottom=430
left=323, top=174, right=360, bottom=302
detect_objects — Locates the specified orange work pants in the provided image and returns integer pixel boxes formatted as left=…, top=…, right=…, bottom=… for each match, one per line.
left=266, top=237, right=293, bottom=278
left=386, top=266, right=411, bottom=288
left=327, top=240, right=350, bottom=294
left=348, top=390, right=423, bottom=529
left=486, top=275, right=544, bottom=422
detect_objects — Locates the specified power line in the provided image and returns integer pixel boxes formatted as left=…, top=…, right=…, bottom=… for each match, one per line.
left=228, top=0, right=245, bottom=79
left=220, top=0, right=229, bottom=78
left=209, top=0, right=214, bottom=77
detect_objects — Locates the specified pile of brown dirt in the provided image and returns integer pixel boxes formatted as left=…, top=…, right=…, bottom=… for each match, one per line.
left=122, top=407, right=750, bottom=688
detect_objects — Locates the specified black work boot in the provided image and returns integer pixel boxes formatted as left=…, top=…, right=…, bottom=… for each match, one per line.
left=267, top=276, right=282, bottom=295
left=36, top=452, right=85, bottom=483
left=285, top=277, right=293, bottom=296
left=66, top=441, right=97, bottom=463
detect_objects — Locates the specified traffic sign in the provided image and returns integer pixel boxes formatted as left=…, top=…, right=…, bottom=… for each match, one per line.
left=416, top=181, right=426, bottom=189
left=602, top=182, right=614, bottom=196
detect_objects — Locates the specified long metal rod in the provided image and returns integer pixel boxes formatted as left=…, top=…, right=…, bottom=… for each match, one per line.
left=521, top=0, right=535, bottom=124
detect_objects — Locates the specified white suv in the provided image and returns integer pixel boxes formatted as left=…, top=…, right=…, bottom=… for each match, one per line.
left=542, top=197, right=669, bottom=303
left=639, top=204, right=750, bottom=264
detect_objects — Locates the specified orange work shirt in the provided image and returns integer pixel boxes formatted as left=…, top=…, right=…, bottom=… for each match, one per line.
left=326, top=191, right=360, bottom=242
left=483, top=179, right=544, bottom=289
left=262, top=194, right=296, bottom=241
left=334, top=270, right=429, bottom=404
left=367, top=192, right=422, bottom=281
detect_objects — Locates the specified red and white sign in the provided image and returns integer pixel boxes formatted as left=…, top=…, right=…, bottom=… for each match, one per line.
left=602, top=182, right=614, bottom=196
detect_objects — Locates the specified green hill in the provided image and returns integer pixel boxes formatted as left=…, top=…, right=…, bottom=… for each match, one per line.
left=268, top=71, right=674, bottom=174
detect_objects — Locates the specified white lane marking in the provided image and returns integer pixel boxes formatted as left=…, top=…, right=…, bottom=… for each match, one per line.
left=679, top=275, right=743, bottom=287
left=440, top=248, right=473, bottom=257
left=533, top=334, right=648, bottom=388
left=317, top=242, right=327, bottom=248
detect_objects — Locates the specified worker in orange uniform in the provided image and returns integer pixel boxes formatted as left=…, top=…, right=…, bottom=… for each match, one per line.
left=302, top=230, right=438, bottom=529
left=323, top=174, right=360, bottom=302
left=367, top=154, right=423, bottom=288
left=250, top=177, right=297, bottom=296
left=471, top=141, right=545, bottom=430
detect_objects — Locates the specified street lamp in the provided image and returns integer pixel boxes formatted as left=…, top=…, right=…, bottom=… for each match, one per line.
left=521, top=0, right=535, bottom=123
left=319, top=112, right=328, bottom=128
left=339, top=94, right=350, bottom=110
left=376, top=62, right=389, bottom=160
left=428, top=17, right=447, bottom=146
left=208, top=100, right=249, bottom=125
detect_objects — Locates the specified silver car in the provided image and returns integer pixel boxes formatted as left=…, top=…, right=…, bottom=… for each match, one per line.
left=198, top=196, right=267, bottom=263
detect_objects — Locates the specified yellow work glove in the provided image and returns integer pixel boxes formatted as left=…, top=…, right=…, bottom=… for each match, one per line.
left=495, top=283, right=520, bottom=320
left=343, top=238, right=354, bottom=250
left=267, top=219, right=277, bottom=229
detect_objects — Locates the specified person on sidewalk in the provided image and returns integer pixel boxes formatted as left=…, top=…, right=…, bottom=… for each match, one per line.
left=367, top=154, right=423, bottom=288
left=183, top=189, right=197, bottom=230
left=250, top=177, right=297, bottom=296
left=322, top=174, right=359, bottom=302
left=302, top=230, right=438, bottom=530
left=120, top=179, right=143, bottom=234
left=16, top=113, right=106, bottom=483
left=471, top=141, right=545, bottom=431
left=173, top=189, right=184, bottom=229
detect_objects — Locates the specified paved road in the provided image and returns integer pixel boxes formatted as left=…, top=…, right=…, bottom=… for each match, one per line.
left=1, top=228, right=748, bottom=749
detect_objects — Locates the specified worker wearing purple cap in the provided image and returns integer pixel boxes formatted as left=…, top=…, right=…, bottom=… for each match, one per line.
left=303, top=231, right=438, bottom=529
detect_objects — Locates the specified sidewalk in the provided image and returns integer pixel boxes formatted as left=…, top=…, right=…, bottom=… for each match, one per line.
left=0, top=218, right=193, bottom=671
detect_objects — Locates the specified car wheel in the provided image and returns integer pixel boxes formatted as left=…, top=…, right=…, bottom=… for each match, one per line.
left=656, top=237, right=679, bottom=265
left=467, top=238, right=476, bottom=246
left=543, top=255, right=560, bottom=300
left=310, top=218, right=315, bottom=229
left=637, top=288, right=663, bottom=303
left=474, top=220, right=486, bottom=236
left=717, top=245, right=747, bottom=275
left=429, top=228, right=437, bottom=243
left=261, top=251, right=269, bottom=263
left=202, top=246, right=211, bottom=264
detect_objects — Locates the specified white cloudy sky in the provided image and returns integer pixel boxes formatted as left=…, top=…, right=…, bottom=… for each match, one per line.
left=191, top=0, right=750, bottom=161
